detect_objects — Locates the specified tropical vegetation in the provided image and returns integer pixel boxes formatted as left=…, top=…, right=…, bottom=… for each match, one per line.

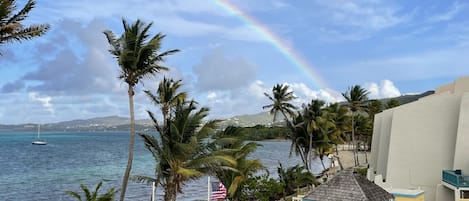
left=134, top=79, right=235, bottom=201
left=212, top=126, right=266, bottom=200
left=221, top=125, right=289, bottom=141
left=341, top=85, right=370, bottom=166
left=65, top=181, right=118, bottom=201
left=277, top=163, right=316, bottom=197
left=103, top=18, right=179, bottom=201
left=263, top=84, right=297, bottom=126
left=0, top=0, right=50, bottom=48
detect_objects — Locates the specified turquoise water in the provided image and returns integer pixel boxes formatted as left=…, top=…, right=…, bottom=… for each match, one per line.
left=0, top=131, right=322, bottom=201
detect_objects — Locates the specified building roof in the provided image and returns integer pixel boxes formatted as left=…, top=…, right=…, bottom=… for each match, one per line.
left=304, top=169, right=394, bottom=201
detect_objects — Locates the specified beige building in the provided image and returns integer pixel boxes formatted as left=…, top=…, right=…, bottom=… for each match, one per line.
left=369, top=76, right=469, bottom=201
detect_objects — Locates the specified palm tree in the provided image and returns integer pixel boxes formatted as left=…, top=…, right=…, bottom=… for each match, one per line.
left=289, top=110, right=312, bottom=171
left=277, top=163, right=316, bottom=197
left=103, top=19, right=179, bottom=201
left=342, top=85, right=370, bottom=166
left=367, top=100, right=383, bottom=121
left=353, top=115, right=372, bottom=163
left=327, top=103, right=351, bottom=153
left=137, top=97, right=235, bottom=201
left=386, top=98, right=400, bottom=109
left=144, top=77, right=187, bottom=125
left=303, top=100, right=335, bottom=172
left=0, top=0, right=50, bottom=48
left=263, top=84, right=297, bottom=126
left=212, top=126, right=266, bottom=200
left=65, top=181, right=118, bottom=201
left=288, top=99, right=334, bottom=173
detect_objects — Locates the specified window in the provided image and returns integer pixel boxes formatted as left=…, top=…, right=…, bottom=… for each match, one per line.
left=461, top=190, right=469, bottom=199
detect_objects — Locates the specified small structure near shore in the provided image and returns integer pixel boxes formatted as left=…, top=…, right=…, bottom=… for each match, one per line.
left=303, top=169, right=394, bottom=201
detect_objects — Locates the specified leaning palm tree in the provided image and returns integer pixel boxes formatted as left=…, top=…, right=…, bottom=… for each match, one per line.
left=341, top=85, right=370, bottom=166
left=277, top=163, right=316, bottom=197
left=212, top=126, right=266, bottom=200
left=0, top=0, right=50, bottom=48
left=137, top=97, right=235, bottom=201
left=263, top=84, right=297, bottom=127
left=103, top=18, right=179, bottom=201
left=65, top=181, right=118, bottom=201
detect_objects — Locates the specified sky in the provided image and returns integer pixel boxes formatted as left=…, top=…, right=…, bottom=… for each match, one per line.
left=1, top=0, right=469, bottom=124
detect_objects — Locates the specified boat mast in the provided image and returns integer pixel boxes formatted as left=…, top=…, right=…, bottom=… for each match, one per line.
left=38, top=124, right=40, bottom=139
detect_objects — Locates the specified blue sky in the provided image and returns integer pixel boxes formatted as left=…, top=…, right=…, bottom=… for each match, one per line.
left=1, top=0, right=469, bottom=124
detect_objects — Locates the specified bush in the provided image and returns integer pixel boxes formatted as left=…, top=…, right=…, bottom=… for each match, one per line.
left=354, top=167, right=368, bottom=177
left=240, top=175, right=284, bottom=201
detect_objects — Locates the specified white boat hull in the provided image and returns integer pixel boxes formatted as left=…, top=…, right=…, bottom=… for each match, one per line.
left=32, top=141, right=47, bottom=145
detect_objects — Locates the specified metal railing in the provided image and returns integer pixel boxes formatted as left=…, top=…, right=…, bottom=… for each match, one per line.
left=442, top=170, right=469, bottom=187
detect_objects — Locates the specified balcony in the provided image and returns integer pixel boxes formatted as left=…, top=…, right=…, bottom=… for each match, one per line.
left=442, top=170, right=469, bottom=188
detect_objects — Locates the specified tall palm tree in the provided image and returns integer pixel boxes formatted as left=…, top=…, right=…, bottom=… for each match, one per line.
left=103, top=19, right=179, bottom=201
left=353, top=115, right=372, bottom=163
left=137, top=97, right=235, bottom=201
left=342, top=85, right=370, bottom=166
left=144, top=77, right=187, bottom=125
left=304, top=99, right=335, bottom=172
left=263, top=84, right=297, bottom=127
left=289, top=110, right=312, bottom=171
left=288, top=99, right=334, bottom=173
left=327, top=103, right=351, bottom=152
left=0, top=0, right=50, bottom=48
left=65, top=181, right=118, bottom=201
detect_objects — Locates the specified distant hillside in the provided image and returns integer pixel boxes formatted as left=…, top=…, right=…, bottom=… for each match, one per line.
left=380, top=90, right=434, bottom=105
left=219, top=112, right=278, bottom=128
left=0, top=116, right=153, bottom=132
left=0, top=91, right=435, bottom=131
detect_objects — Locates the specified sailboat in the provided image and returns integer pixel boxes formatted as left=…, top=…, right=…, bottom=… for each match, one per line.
left=32, top=124, right=47, bottom=145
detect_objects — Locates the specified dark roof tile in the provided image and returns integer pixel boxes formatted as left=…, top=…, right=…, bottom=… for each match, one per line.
left=304, top=169, right=394, bottom=201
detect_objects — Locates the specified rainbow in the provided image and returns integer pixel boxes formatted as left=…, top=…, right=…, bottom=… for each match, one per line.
left=213, top=0, right=328, bottom=89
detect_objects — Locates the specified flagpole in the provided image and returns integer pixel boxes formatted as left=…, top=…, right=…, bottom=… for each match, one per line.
left=151, top=182, right=155, bottom=201
left=207, top=176, right=211, bottom=201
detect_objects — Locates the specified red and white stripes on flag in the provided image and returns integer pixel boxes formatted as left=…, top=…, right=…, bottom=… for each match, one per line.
left=211, top=181, right=227, bottom=200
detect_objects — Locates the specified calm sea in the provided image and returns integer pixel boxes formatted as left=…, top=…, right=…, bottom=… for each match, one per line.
left=0, top=131, right=325, bottom=201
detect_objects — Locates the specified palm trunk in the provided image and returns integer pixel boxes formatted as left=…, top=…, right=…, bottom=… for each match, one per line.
left=364, top=137, right=369, bottom=164
left=309, top=132, right=313, bottom=172
left=320, top=156, right=327, bottom=175
left=298, top=147, right=310, bottom=173
left=334, top=156, right=344, bottom=170
left=164, top=178, right=178, bottom=201
left=120, top=86, right=136, bottom=201
left=351, top=113, right=358, bottom=167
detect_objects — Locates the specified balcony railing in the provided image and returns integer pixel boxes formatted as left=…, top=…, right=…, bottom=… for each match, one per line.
left=442, top=170, right=469, bottom=188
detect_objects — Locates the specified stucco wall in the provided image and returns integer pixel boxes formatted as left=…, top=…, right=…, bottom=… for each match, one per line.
left=370, top=112, right=383, bottom=175
left=453, top=93, right=469, bottom=173
left=373, top=92, right=460, bottom=201
left=376, top=109, right=393, bottom=181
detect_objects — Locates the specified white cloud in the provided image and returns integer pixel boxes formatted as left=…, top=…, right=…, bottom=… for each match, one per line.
left=287, top=82, right=343, bottom=105
left=365, top=80, right=401, bottom=99
left=248, top=80, right=269, bottom=99
left=28, top=92, right=54, bottom=114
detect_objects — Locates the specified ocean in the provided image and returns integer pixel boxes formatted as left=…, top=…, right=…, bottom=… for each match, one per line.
left=0, top=131, right=326, bottom=201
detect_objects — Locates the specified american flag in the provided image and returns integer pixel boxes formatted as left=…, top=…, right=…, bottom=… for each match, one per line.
left=211, top=181, right=227, bottom=200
